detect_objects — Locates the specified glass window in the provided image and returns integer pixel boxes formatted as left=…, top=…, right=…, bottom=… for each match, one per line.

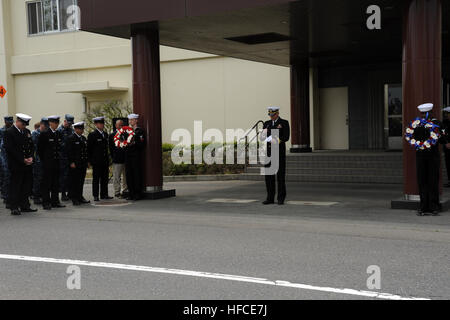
left=59, top=0, right=78, bottom=31
left=27, top=0, right=78, bottom=35
left=27, top=1, right=43, bottom=35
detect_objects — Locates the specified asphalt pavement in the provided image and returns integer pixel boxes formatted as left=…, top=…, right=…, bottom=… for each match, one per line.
left=0, top=181, right=448, bottom=300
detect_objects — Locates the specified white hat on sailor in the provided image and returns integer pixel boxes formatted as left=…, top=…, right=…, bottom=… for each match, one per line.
left=47, top=115, right=61, bottom=122
left=16, top=113, right=32, bottom=125
left=73, top=121, right=85, bottom=128
left=128, top=113, right=140, bottom=120
left=93, top=116, right=105, bottom=123
left=417, top=103, right=434, bottom=113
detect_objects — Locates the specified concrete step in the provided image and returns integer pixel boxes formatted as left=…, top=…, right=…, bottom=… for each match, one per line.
left=240, top=173, right=403, bottom=184
left=246, top=167, right=402, bottom=175
left=285, top=161, right=402, bottom=169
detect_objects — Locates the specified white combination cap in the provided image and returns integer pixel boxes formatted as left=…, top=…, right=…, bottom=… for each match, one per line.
left=268, top=106, right=280, bottom=112
left=128, top=113, right=140, bottom=120
left=93, top=117, right=105, bottom=122
left=444, top=107, right=450, bottom=113
left=16, top=113, right=32, bottom=124
left=417, top=103, right=434, bottom=113
left=73, top=121, right=85, bottom=128
left=47, top=115, right=61, bottom=122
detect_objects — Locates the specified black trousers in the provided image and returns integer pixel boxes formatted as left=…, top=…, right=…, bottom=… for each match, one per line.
left=264, top=157, right=286, bottom=202
left=416, top=153, right=440, bottom=212
left=126, top=156, right=143, bottom=197
left=9, top=165, right=32, bottom=210
left=444, top=148, right=450, bottom=182
left=69, top=165, right=87, bottom=201
left=92, top=163, right=109, bottom=198
left=41, top=160, right=60, bottom=206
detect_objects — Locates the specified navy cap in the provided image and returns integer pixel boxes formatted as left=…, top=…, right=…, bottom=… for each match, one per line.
left=93, top=116, right=105, bottom=124
left=65, top=114, right=75, bottom=123
left=73, top=121, right=85, bottom=129
left=47, top=115, right=60, bottom=123
left=4, top=116, right=13, bottom=123
left=16, top=113, right=32, bottom=126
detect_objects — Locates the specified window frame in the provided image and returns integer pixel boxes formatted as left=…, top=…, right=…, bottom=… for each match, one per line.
left=26, top=0, right=79, bottom=37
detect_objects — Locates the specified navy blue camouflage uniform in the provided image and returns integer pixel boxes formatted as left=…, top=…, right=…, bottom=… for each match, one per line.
left=0, top=121, right=13, bottom=204
left=57, top=122, right=74, bottom=196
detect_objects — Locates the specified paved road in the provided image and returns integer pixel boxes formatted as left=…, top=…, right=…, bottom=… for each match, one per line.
left=0, top=181, right=448, bottom=300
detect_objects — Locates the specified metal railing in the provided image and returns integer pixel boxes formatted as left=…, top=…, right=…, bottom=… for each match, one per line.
left=240, top=120, right=264, bottom=169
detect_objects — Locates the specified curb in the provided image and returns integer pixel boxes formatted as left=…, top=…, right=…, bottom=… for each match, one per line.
left=84, top=174, right=243, bottom=184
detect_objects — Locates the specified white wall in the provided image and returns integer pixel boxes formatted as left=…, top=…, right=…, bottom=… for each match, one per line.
left=7, top=0, right=291, bottom=145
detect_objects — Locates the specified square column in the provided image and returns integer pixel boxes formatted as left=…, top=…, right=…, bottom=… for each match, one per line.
left=290, top=63, right=312, bottom=153
left=131, top=27, right=175, bottom=200
left=393, top=0, right=444, bottom=209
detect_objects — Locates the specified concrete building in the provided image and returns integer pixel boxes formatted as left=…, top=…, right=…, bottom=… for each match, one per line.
left=0, top=0, right=293, bottom=145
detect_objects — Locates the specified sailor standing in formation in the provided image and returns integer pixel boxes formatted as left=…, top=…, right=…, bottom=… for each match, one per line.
left=3, top=114, right=37, bottom=215
left=38, top=116, right=66, bottom=210
left=87, top=117, right=112, bottom=202
left=414, top=103, right=446, bottom=216
left=125, top=114, right=146, bottom=201
left=58, top=114, right=75, bottom=201
left=0, top=116, right=14, bottom=208
left=67, top=122, right=90, bottom=206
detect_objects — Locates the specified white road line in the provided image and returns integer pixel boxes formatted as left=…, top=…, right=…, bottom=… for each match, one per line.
left=0, top=254, right=428, bottom=300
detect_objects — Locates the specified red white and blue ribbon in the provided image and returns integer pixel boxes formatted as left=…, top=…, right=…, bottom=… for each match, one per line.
left=405, top=117, right=440, bottom=151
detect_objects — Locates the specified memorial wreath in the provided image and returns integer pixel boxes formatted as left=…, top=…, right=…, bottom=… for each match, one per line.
left=114, top=126, right=135, bottom=148
left=405, top=118, right=440, bottom=151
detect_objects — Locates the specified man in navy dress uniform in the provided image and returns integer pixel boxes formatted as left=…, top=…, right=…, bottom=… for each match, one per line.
left=38, top=116, right=66, bottom=210
left=3, top=114, right=38, bottom=215
left=87, top=117, right=112, bottom=201
left=67, top=122, right=90, bottom=206
left=260, top=107, right=290, bottom=205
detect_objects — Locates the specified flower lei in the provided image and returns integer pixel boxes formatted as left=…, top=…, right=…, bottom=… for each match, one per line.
left=405, top=117, right=440, bottom=151
left=114, top=126, right=135, bottom=148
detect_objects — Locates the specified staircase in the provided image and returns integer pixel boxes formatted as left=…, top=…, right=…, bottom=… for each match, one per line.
left=240, top=151, right=405, bottom=184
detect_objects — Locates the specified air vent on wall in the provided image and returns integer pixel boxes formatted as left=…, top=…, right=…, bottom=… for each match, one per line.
left=225, top=32, right=292, bottom=45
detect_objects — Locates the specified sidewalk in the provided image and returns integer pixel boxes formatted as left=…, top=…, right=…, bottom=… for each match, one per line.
left=79, top=180, right=450, bottom=231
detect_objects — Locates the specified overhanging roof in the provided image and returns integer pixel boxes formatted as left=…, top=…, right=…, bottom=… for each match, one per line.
left=55, top=81, right=129, bottom=94
left=79, top=0, right=450, bottom=68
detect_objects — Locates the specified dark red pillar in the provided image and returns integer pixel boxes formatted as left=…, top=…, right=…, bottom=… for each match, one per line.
left=290, top=63, right=312, bottom=153
left=402, top=0, right=442, bottom=199
left=131, top=27, right=175, bottom=199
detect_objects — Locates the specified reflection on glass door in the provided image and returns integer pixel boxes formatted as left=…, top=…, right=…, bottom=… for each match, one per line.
left=384, top=84, right=402, bottom=150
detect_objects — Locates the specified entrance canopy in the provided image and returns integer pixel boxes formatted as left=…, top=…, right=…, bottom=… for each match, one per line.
left=79, top=0, right=449, bottom=67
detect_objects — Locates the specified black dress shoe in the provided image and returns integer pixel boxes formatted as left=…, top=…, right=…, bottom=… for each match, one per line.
left=72, top=201, right=81, bottom=206
left=61, top=193, right=70, bottom=202
left=101, top=196, right=113, bottom=200
left=417, top=210, right=425, bottom=216
left=263, top=200, right=275, bottom=205
left=21, top=207, right=38, bottom=213
left=52, top=203, right=66, bottom=208
left=432, top=211, right=440, bottom=216
left=43, top=204, right=52, bottom=210
left=278, top=200, right=285, bottom=205
left=11, top=209, right=21, bottom=216
left=94, top=197, right=100, bottom=202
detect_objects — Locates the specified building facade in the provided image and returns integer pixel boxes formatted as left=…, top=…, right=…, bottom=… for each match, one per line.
left=0, top=0, right=293, bottom=146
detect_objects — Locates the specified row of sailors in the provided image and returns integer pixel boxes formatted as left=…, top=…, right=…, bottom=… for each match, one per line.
left=0, top=113, right=145, bottom=215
